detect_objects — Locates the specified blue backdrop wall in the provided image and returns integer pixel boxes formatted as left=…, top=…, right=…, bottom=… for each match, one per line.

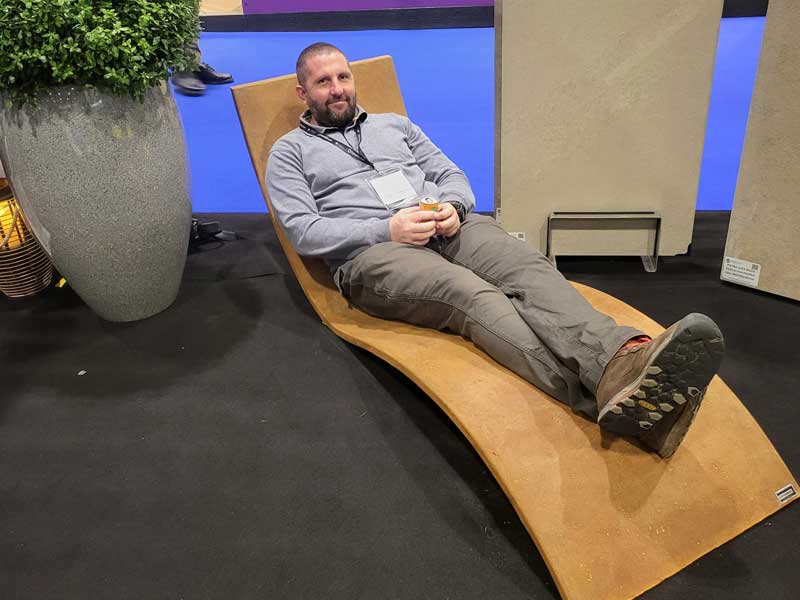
left=175, top=18, right=765, bottom=213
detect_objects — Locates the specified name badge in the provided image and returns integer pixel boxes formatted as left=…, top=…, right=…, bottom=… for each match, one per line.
left=367, top=169, right=418, bottom=210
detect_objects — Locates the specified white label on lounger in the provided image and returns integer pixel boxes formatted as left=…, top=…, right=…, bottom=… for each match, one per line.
left=721, top=256, right=761, bottom=288
left=776, top=484, right=797, bottom=504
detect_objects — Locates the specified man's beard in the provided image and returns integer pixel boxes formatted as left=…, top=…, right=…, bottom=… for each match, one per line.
left=311, top=94, right=357, bottom=127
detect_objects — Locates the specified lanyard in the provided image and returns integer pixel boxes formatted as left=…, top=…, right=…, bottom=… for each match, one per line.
left=299, top=121, right=375, bottom=170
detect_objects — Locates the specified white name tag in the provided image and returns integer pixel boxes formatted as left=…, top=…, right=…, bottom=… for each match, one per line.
left=367, top=169, right=418, bottom=210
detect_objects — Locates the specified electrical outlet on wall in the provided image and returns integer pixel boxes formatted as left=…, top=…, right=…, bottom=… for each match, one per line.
left=508, top=231, right=526, bottom=242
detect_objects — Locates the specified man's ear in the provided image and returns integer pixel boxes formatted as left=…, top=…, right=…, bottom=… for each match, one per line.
left=295, top=83, right=308, bottom=104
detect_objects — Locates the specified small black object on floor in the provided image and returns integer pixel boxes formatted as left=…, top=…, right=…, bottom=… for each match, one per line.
left=0, top=212, right=797, bottom=599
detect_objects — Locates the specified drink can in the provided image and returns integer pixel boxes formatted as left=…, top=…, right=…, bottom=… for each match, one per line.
left=419, top=196, right=439, bottom=211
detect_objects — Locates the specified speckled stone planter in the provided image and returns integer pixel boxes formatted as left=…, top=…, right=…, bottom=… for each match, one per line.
left=0, top=84, right=191, bottom=321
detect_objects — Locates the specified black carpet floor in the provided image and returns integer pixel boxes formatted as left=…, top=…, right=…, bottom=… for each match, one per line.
left=1, top=211, right=797, bottom=599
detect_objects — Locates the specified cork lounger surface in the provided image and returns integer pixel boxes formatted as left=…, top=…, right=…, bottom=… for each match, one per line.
left=231, top=56, right=798, bottom=600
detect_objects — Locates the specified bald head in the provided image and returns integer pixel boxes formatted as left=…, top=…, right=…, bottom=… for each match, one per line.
left=296, top=42, right=347, bottom=87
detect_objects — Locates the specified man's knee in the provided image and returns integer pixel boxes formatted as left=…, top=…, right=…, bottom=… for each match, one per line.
left=458, top=214, right=549, bottom=263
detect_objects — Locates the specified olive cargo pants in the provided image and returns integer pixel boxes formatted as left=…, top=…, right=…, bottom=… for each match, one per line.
left=335, top=214, right=643, bottom=419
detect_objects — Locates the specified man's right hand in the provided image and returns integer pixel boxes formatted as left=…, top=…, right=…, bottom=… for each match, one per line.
left=389, top=206, right=438, bottom=245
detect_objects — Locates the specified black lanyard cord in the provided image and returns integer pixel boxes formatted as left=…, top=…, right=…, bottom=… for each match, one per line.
left=300, top=121, right=375, bottom=170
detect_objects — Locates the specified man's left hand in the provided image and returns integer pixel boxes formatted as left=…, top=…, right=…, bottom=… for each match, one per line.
left=434, top=202, right=461, bottom=237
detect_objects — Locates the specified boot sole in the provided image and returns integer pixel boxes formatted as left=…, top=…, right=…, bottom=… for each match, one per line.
left=597, top=313, right=725, bottom=458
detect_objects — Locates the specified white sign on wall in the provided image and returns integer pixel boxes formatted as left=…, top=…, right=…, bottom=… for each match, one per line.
left=721, top=256, right=762, bottom=288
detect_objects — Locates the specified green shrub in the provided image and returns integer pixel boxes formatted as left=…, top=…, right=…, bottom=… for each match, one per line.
left=0, top=0, right=201, bottom=104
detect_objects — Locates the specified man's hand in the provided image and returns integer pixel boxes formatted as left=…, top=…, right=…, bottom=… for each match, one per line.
left=434, top=202, right=461, bottom=238
left=389, top=206, right=438, bottom=245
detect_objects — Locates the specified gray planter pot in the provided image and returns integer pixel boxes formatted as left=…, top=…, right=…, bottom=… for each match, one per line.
left=0, top=84, right=191, bottom=321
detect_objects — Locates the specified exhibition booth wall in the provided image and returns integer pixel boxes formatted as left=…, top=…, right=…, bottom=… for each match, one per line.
left=175, top=17, right=766, bottom=214
left=201, top=0, right=765, bottom=19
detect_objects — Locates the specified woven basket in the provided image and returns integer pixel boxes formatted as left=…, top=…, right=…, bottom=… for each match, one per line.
left=0, top=179, right=54, bottom=298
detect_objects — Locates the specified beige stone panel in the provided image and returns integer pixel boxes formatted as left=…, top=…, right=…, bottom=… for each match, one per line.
left=723, top=0, right=800, bottom=301
left=200, top=0, right=243, bottom=16
left=496, top=0, right=722, bottom=255
left=551, top=219, right=659, bottom=258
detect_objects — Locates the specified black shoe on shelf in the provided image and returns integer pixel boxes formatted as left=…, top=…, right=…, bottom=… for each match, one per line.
left=195, top=63, right=234, bottom=85
left=171, top=71, right=206, bottom=96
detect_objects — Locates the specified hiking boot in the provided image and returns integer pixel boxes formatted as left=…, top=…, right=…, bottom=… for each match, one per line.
left=596, top=313, right=725, bottom=458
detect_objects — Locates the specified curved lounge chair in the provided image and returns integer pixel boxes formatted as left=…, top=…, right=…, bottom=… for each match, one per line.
left=231, top=56, right=797, bottom=600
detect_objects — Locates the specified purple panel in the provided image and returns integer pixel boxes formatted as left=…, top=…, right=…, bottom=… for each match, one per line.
left=243, top=0, right=493, bottom=15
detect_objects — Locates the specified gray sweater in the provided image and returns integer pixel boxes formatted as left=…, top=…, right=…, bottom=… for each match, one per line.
left=266, top=108, right=475, bottom=267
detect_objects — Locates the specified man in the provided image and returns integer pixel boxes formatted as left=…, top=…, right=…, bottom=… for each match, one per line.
left=266, top=43, right=725, bottom=458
